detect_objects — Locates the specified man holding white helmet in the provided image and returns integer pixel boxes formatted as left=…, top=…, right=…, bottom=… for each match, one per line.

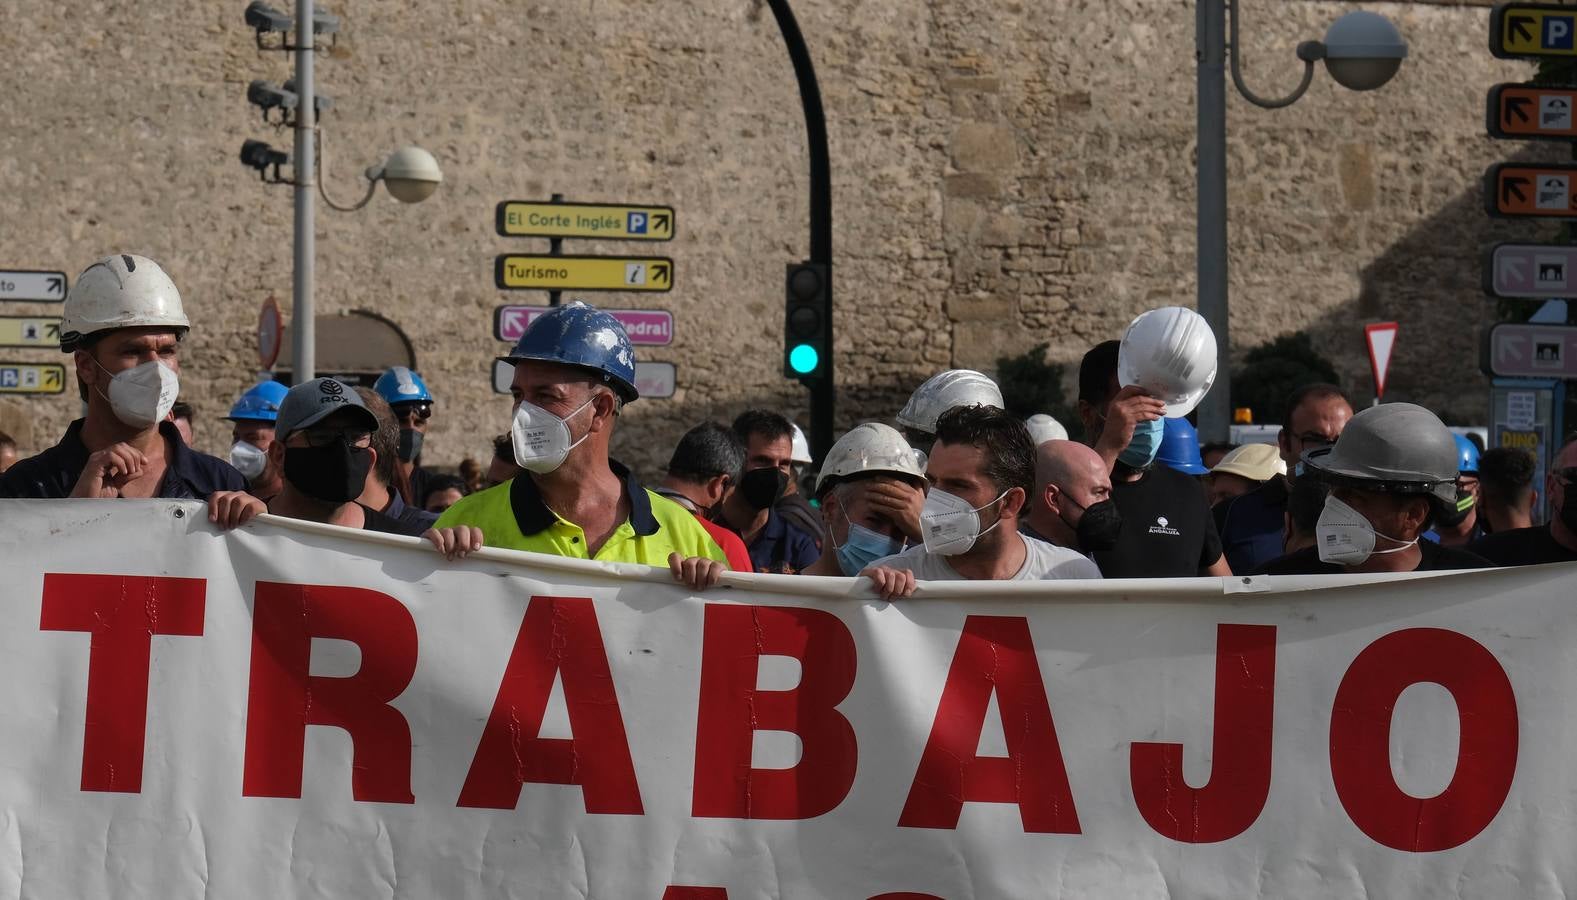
left=0, top=255, right=251, bottom=522
left=1255, top=403, right=1491, bottom=575
left=862, top=405, right=1101, bottom=596
left=802, top=423, right=928, bottom=590
left=1076, top=307, right=1230, bottom=578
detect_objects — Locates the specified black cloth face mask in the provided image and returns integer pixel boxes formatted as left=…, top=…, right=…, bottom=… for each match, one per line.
left=739, top=467, right=789, bottom=511
left=284, top=439, right=373, bottom=504
left=1059, top=493, right=1123, bottom=551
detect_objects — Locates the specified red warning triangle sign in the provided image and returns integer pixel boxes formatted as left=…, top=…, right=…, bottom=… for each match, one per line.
left=1365, top=322, right=1399, bottom=400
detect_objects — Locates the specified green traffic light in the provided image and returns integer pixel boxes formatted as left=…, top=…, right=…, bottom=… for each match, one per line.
left=789, top=343, right=820, bottom=374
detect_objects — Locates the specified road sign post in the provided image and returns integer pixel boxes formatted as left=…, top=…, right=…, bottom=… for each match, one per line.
left=1483, top=243, right=1577, bottom=298
left=1364, top=321, right=1399, bottom=402
left=494, top=255, right=674, bottom=293
left=496, top=201, right=674, bottom=241
left=0, top=271, right=66, bottom=303
left=258, top=297, right=282, bottom=371
left=1485, top=163, right=1577, bottom=218
left=0, top=363, right=65, bottom=395
left=1482, top=323, right=1577, bottom=378
left=494, top=306, right=672, bottom=345
left=1487, top=84, right=1577, bottom=140
left=0, top=317, right=61, bottom=349
left=1491, top=4, right=1577, bottom=59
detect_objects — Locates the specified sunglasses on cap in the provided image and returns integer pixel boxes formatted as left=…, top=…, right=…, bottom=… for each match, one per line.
left=393, top=402, right=432, bottom=422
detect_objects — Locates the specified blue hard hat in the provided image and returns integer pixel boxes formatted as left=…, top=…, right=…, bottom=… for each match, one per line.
left=498, top=300, right=638, bottom=401
left=1453, top=433, right=1480, bottom=475
left=224, top=380, right=288, bottom=423
left=1156, top=417, right=1208, bottom=476
left=374, top=366, right=434, bottom=405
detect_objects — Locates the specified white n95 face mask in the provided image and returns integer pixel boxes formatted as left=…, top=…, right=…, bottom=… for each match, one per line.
left=229, top=440, right=267, bottom=480
left=1315, top=494, right=1417, bottom=566
left=920, top=488, right=1007, bottom=556
left=97, top=359, right=179, bottom=430
left=512, top=396, right=594, bottom=475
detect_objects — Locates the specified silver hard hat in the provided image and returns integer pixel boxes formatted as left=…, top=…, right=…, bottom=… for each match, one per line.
left=1301, top=402, right=1457, bottom=505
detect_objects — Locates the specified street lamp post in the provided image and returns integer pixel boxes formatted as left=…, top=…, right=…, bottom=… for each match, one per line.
left=1195, top=2, right=1408, bottom=441
left=241, top=2, right=443, bottom=384
left=292, top=0, right=318, bottom=382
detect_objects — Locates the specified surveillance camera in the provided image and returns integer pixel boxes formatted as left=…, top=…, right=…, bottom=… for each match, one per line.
left=243, top=1, right=291, bottom=33
left=246, top=80, right=299, bottom=112
left=239, top=140, right=290, bottom=182
left=281, top=79, right=334, bottom=115
left=312, top=9, right=341, bottom=35
left=1320, top=10, right=1407, bottom=92
left=369, top=146, right=444, bottom=204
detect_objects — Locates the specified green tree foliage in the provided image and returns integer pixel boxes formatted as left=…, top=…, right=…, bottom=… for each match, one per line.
left=1231, top=332, right=1341, bottom=426
left=996, top=343, right=1075, bottom=424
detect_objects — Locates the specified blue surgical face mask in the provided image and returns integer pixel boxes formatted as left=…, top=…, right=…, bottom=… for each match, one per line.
left=1119, top=416, right=1165, bottom=469
left=834, top=512, right=903, bottom=576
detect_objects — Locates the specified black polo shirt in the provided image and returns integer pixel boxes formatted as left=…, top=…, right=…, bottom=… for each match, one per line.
left=0, top=419, right=246, bottom=500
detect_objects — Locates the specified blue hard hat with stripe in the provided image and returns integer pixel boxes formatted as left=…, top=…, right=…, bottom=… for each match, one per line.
left=374, top=366, right=434, bottom=405
left=1453, top=433, right=1480, bottom=475
left=497, top=301, right=638, bottom=401
left=225, top=380, right=288, bottom=423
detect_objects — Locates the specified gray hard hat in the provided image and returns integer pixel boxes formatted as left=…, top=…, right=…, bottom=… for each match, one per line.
left=1301, top=402, right=1457, bottom=505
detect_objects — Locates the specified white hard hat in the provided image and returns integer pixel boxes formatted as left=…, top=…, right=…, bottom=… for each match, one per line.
left=896, top=368, right=1004, bottom=434
left=789, top=423, right=813, bottom=465
left=815, top=422, right=926, bottom=496
left=60, top=254, right=189, bottom=351
left=1117, top=306, right=1217, bottom=417
left=1024, top=413, right=1069, bottom=445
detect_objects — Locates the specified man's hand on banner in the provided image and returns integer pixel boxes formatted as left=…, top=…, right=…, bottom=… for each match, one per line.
left=861, top=565, right=916, bottom=601
left=669, top=553, right=724, bottom=591
left=207, top=491, right=265, bottom=530
left=424, top=525, right=484, bottom=560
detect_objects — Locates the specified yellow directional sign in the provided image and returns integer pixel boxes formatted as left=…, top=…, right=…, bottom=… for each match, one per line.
left=496, top=202, right=675, bottom=241
left=1491, top=3, right=1577, bottom=58
left=0, top=316, right=61, bottom=348
left=494, top=255, right=674, bottom=293
left=0, top=363, right=65, bottom=395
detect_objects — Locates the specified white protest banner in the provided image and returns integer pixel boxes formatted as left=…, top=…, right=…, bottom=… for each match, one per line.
left=0, top=499, right=1563, bottom=897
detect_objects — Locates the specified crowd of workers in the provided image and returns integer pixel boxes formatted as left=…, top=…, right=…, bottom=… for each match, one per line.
left=1, top=252, right=1572, bottom=594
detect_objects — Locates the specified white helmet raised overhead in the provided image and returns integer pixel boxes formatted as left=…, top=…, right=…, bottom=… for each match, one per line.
left=789, top=423, right=813, bottom=465
left=815, top=422, right=926, bottom=497
left=60, top=254, right=189, bottom=352
left=1117, top=306, right=1217, bottom=418
left=1025, top=413, right=1069, bottom=445
left=896, top=369, right=1004, bottom=435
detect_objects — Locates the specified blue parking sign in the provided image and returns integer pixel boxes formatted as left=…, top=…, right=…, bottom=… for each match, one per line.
left=1545, top=15, right=1575, bottom=50
left=627, top=212, right=648, bottom=234
left=0, top=369, right=16, bottom=388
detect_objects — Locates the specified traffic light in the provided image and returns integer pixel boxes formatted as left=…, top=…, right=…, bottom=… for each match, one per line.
left=784, top=261, right=829, bottom=380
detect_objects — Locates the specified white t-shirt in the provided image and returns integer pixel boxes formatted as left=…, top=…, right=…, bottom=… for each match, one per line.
left=871, top=535, right=1103, bottom=581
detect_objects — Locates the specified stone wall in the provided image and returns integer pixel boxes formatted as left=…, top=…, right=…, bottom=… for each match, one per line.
left=0, top=0, right=1539, bottom=477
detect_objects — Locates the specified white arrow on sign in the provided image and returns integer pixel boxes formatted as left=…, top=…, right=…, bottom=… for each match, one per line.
left=1496, top=333, right=1529, bottom=366
left=1496, top=254, right=1527, bottom=292
left=0, top=270, right=67, bottom=303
